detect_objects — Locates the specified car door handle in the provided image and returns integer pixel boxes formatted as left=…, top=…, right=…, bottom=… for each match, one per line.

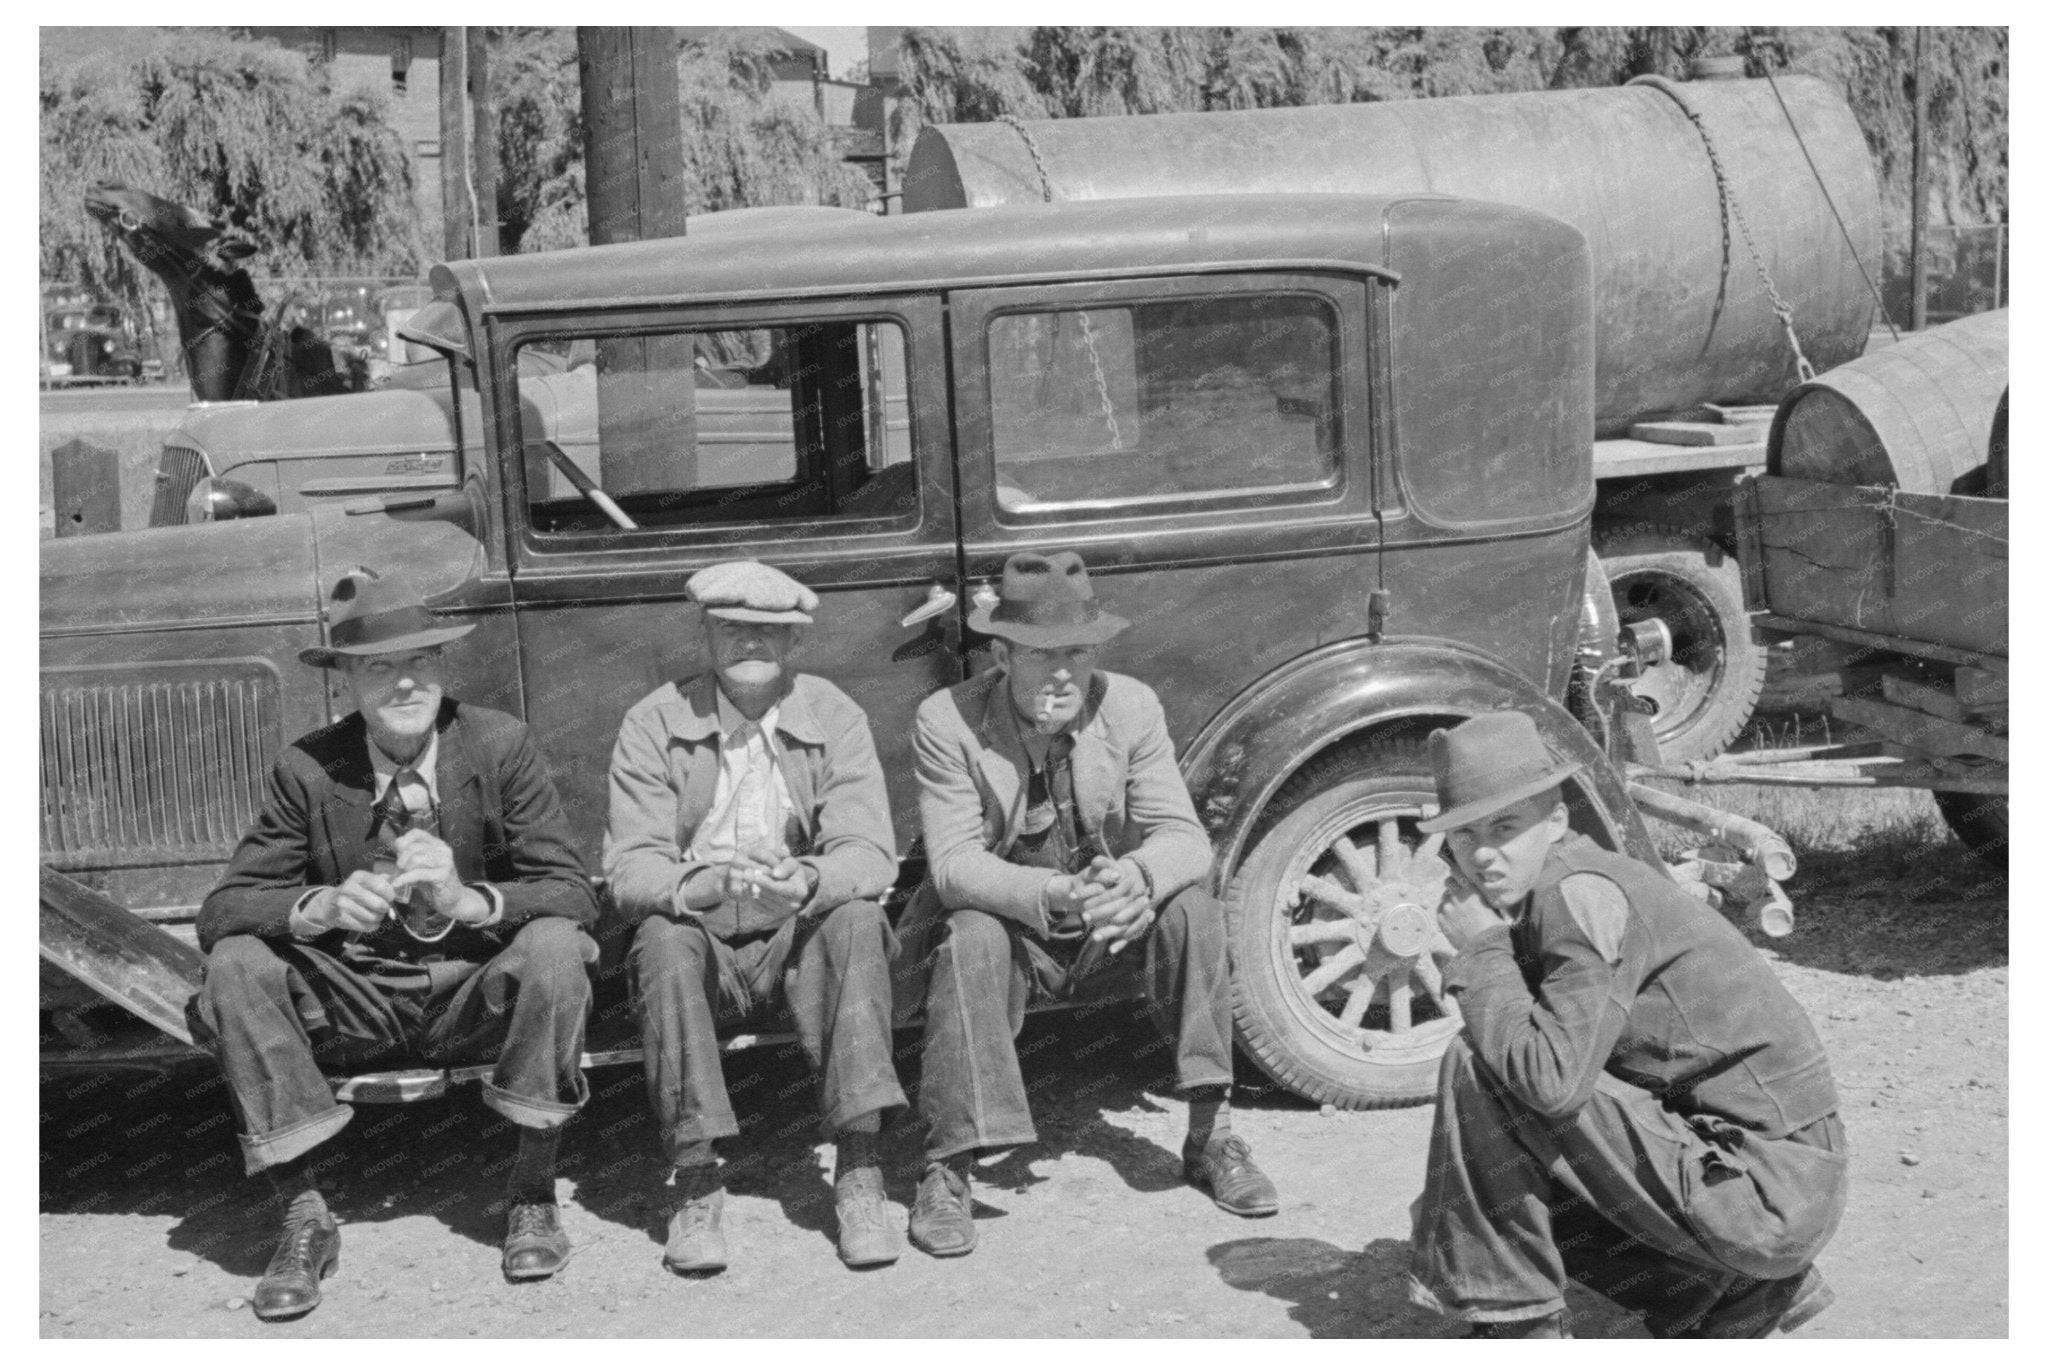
left=899, top=584, right=957, bottom=629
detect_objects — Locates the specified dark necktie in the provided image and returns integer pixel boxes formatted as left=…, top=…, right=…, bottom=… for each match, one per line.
left=379, top=766, right=451, bottom=940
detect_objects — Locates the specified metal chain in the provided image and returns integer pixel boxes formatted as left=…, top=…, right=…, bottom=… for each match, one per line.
left=1668, top=95, right=1817, bottom=383
left=999, top=113, right=1124, bottom=450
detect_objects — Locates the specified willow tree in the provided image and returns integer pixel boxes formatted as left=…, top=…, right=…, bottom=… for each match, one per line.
left=493, top=26, right=877, bottom=255
left=40, top=29, right=424, bottom=330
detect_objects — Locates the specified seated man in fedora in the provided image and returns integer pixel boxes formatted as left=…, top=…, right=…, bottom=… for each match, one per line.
left=192, top=568, right=600, bottom=1322
left=603, top=561, right=905, bottom=1272
left=899, top=550, right=1278, bottom=1259
left=1407, top=710, right=1845, bottom=1338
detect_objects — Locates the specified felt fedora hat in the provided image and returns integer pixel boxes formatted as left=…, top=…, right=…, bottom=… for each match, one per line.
left=969, top=551, right=1130, bottom=648
left=297, top=567, right=474, bottom=668
left=1416, top=710, right=1583, bottom=834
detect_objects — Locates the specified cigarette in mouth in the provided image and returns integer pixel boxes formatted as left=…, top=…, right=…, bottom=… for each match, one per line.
left=1038, top=693, right=1055, bottom=721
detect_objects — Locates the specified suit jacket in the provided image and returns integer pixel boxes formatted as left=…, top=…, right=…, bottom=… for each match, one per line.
left=197, top=700, right=598, bottom=955
left=911, top=667, right=1213, bottom=937
left=602, top=672, right=898, bottom=940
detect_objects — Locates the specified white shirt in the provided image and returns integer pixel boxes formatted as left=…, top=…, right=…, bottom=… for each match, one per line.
left=676, top=688, right=798, bottom=914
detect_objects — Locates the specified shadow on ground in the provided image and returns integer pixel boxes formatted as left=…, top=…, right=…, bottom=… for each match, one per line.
left=1205, top=1236, right=1647, bottom=1338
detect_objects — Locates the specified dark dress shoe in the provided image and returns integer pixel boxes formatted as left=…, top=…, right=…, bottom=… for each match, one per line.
left=503, top=1198, right=572, bottom=1281
left=1683, top=1266, right=1834, bottom=1338
left=1183, top=1133, right=1280, bottom=1217
left=252, top=1209, right=340, bottom=1321
left=907, top=1162, right=976, bottom=1258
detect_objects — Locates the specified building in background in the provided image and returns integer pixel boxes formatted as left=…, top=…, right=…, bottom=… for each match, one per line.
left=678, top=26, right=889, bottom=202
left=237, top=27, right=445, bottom=242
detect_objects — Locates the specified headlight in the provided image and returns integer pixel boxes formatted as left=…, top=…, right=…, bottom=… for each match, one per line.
left=185, top=477, right=277, bottom=524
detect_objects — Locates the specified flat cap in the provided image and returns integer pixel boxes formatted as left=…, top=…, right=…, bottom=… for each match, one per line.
left=686, top=560, right=819, bottom=624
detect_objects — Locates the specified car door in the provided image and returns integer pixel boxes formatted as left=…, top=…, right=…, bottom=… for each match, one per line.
left=944, top=272, right=1383, bottom=752
left=495, top=294, right=961, bottom=857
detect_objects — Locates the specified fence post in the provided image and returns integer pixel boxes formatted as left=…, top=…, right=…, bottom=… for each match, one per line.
left=51, top=438, right=121, bottom=538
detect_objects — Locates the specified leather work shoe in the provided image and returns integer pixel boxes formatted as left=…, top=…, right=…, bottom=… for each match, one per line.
left=1182, top=1132, right=1280, bottom=1217
left=1684, top=1266, right=1835, bottom=1338
left=907, top=1161, right=977, bottom=1258
left=502, top=1198, right=572, bottom=1281
left=833, top=1165, right=903, bottom=1269
left=1469, top=1312, right=1569, bottom=1338
left=664, top=1170, right=728, bottom=1273
left=252, top=1204, right=340, bottom=1321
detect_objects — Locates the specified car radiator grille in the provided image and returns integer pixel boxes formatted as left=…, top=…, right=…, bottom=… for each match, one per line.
left=40, top=661, right=281, bottom=869
left=149, top=445, right=208, bottom=528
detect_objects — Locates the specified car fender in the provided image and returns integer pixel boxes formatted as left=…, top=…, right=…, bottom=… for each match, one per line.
left=1181, top=634, right=1654, bottom=877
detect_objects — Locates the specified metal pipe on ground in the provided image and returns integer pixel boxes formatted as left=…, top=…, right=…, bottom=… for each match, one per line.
left=1627, top=779, right=1798, bottom=883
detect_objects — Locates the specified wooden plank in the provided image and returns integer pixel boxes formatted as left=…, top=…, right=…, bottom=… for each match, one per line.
left=1880, top=673, right=1967, bottom=722
left=1955, top=665, right=2009, bottom=707
left=1750, top=475, right=2007, bottom=658
left=1628, top=420, right=1770, bottom=447
left=1753, top=613, right=2006, bottom=672
left=1593, top=437, right=1766, bottom=479
left=1703, top=403, right=1779, bottom=426
left=1831, top=694, right=2007, bottom=761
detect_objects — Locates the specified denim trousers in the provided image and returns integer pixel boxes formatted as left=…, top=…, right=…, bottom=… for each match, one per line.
left=917, top=885, right=1236, bottom=1161
left=1408, top=1035, right=1849, bottom=1331
left=629, top=899, right=905, bottom=1161
left=192, top=917, right=597, bottom=1175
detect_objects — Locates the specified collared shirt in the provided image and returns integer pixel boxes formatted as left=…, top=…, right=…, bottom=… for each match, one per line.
left=289, top=727, right=501, bottom=935
left=679, top=687, right=799, bottom=912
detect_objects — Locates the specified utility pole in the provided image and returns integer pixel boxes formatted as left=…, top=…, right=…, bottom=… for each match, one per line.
left=576, top=27, right=691, bottom=493
left=1908, top=27, right=1930, bottom=331
left=440, top=27, right=500, bottom=260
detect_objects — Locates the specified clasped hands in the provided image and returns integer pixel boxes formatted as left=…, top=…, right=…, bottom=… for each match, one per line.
left=1046, top=855, right=1154, bottom=954
left=683, top=844, right=818, bottom=917
left=300, top=829, right=490, bottom=933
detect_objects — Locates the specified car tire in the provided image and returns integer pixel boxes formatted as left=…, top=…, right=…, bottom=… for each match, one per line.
left=1934, top=791, right=2008, bottom=868
left=1225, top=739, right=1462, bottom=1110
left=1596, top=526, right=1766, bottom=764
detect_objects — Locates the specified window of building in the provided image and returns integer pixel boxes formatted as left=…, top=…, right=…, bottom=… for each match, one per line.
left=392, top=36, right=412, bottom=95
left=986, top=292, right=1340, bottom=511
left=516, top=319, right=914, bottom=536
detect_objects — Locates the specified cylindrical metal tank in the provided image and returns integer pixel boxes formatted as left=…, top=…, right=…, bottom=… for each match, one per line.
left=1768, top=309, right=2008, bottom=494
left=905, top=77, right=1879, bottom=435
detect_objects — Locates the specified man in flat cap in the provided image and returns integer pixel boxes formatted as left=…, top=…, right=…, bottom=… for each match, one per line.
left=192, top=568, right=600, bottom=1322
left=1407, top=710, right=1845, bottom=1338
left=604, top=560, right=905, bottom=1271
left=898, top=550, right=1278, bottom=1259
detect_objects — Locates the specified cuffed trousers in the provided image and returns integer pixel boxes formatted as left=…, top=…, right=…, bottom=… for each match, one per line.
left=193, top=917, right=597, bottom=1175
left=629, top=900, right=905, bottom=1161
left=1408, top=1035, right=1849, bottom=1333
left=917, top=886, right=1235, bottom=1161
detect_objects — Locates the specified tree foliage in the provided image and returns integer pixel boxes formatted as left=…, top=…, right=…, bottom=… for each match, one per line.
left=889, top=26, right=2008, bottom=232
left=40, top=29, right=424, bottom=315
left=492, top=27, right=877, bottom=254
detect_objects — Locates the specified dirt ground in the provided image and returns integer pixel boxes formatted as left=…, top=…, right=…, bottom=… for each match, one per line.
left=38, top=828, right=2005, bottom=1340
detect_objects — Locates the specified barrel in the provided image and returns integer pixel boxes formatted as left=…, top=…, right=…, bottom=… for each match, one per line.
left=1768, top=310, right=2008, bottom=494
left=905, top=76, right=1879, bottom=436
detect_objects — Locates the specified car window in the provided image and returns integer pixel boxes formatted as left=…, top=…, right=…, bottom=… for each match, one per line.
left=986, top=293, right=1339, bottom=511
left=515, top=319, right=914, bottom=535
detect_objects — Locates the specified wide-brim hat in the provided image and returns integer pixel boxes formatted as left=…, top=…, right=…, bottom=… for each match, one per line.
left=687, top=559, right=818, bottom=625
left=1416, top=710, right=1584, bottom=834
left=968, top=550, right=1130, bottom=649
left=298, top=567, right=474, bottom=668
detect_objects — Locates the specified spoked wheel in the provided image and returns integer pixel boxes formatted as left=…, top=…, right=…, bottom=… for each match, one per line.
left=1227, top=740, right=1464, bottom=1110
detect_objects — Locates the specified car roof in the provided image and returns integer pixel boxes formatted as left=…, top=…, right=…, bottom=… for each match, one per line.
left=430, top=194, right=1544, bottom=316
